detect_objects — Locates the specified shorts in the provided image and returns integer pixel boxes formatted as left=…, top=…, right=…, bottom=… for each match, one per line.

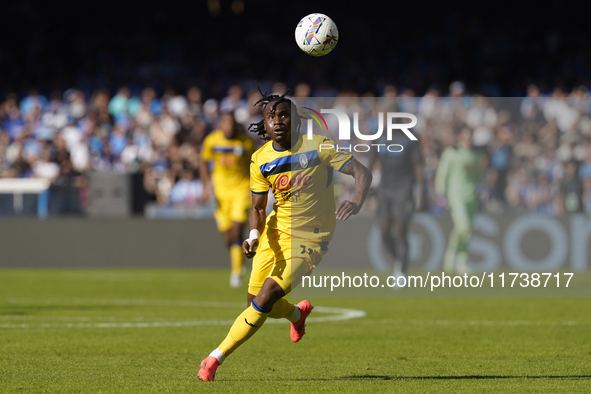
left=376, top=190, right=414, bottom=222
left=214, top=187, right=250, bottom=232
left=248, top=228, right=328, bottom=296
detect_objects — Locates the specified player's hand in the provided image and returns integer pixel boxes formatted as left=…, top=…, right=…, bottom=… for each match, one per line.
left=242, top=238, right=259, bottom=258
left=199, top=188, right=210, bottom=203
left=433, top=195, right=447, bottom=208
left=335, top=200, right=360, bottom=221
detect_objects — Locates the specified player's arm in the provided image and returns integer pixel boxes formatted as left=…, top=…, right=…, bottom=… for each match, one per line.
left=242, top=192, right=268, bottom=258
left=198, top=158, right=212, bottom=202
left=198, top=137, right=213, bottom=203
left=336, top=159, right=373, bottom=221
left=244, top=155, right=270, bottom=258
left=414, top=157, right=425, bottom=211
left=413, top=144, right=425, bottom=211
left=434, top=148, right=451, bottom=197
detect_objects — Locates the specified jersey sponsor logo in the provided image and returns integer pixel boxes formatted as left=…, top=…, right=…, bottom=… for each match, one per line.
left=276, top=173, right=313, bottom=191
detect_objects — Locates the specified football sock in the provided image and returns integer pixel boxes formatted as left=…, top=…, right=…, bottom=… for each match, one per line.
left=455, top=251, right=469, bottom=271
left=267, top=297, right=297, bottom=320
left=287, top=304, right=301, bottom=323
left=209, top=348, right=227, bottom=365
left=230, top=242, right=244, bottom=277
left=443, top=250, right=456, bottom=272
left=218, top=300, right=270, bottom=357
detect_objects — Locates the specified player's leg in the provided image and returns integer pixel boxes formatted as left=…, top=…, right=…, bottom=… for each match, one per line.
left=377, top=192, right=397, bottom=260
left=217, top=277, right=284, bottom=355
left=214, top=197, right=237, bottom=287
left=250, top=237, right=317, bottom=339
left=199, top=231, right=285, bottom=381
left=227, top=189, right=250, bottom=287
left=200, top=276, right=289, bottom=381
left=444, top=201, right=473, bottom=272
left=247, top=292, right=299, bottom=321
left=227, top=221, right=246, bottom=288
left=392, top=216, right=410, bottom=275
left=391, top=199, right=413, bottom=276
left=454, top=199, right=478, bottom=272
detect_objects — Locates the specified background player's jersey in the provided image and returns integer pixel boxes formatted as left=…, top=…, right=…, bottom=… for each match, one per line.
left=373, top=132, right=422, bottom=199
left=435, top=145, right=483, bottom=203
left=201, top=130, right=254, bottom=196
left=250, top=133, right=354, bottom=242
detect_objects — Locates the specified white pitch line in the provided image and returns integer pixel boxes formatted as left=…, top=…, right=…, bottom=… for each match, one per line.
left=3, top=297, right=245, bottom=308
left=0, top=298, right=366, bottom=329
left=363, top=318, right=591, bottom=327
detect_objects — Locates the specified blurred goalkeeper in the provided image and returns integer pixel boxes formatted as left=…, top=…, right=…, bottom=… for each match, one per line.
left=199, top=112, right=255, bottom=288
left=435, top=127, right=485, bottom=273
left=198, top=88, right=372, bottom=382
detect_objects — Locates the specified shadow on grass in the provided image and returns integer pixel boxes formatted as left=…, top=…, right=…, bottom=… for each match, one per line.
left=340, top=375, right=591, bottom=381
left=223, top=375, right=591, bottom=382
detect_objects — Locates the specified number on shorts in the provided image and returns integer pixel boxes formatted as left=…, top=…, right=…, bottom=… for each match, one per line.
left=300, top=244, right=312, bottom=255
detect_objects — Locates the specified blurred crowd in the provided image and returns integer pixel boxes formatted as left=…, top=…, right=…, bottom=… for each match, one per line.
left=2, top=81, right=591, bottom=216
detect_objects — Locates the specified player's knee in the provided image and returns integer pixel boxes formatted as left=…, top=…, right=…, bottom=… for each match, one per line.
left=254, top=279, right=285, bottom=310
left=221, top=232, right=232, bottom=247
left=455, top=226, right=472, bottom=240
left=392, top=226, right=407, bottom=240
left=378, top=221, right=391, bottom=236
left=247, top=293, right=255, bottom=307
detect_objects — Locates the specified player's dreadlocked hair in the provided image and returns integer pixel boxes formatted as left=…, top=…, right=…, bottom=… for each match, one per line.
left=248, top=83, right=304, bottom=141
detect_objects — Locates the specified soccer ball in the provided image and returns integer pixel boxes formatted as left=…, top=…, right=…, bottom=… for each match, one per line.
left=295, top=13, right=339, bottom=57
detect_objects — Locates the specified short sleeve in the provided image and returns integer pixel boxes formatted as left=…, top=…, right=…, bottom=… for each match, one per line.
left=245, top=137, right=255, bottom=159
left=318, top=137, right=355, bottom=172
left=250, top=157, right=271, bottom=195
left=200, top=135, right=213, bottom=162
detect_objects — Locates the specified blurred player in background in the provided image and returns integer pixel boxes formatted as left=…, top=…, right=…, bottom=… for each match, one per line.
left=435, top=127, right=485, bottom=273
left=558, top=160, right=585, bottom=215
left=198, top=89, right=372, bottom=382
left=199, top=112, right=255, bottom=288
left=370, top=131, right=424, bottom=281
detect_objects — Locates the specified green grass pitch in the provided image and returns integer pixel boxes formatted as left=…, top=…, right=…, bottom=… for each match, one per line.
left=1, top=269, right=590, bottom=393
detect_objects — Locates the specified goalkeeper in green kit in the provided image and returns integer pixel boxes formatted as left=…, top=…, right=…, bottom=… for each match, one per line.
left=435, top=127, right=485, bottom=273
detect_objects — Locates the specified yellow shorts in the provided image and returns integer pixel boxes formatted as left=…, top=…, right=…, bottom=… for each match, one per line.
left=248, top=228, right=328, bottom=296
left=214, top=187, right=250, bottom=232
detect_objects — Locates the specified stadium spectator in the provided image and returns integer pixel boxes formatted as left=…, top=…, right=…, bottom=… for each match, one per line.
left=169, top=166, right=204, bottom=207
left=1, top=83, right=591, bottom=218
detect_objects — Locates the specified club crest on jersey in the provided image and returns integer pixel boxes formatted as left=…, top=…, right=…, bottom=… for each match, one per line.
left=299, top=153, right=309, bottom=168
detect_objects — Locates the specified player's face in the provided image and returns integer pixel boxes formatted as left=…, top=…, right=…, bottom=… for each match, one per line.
left=220, top=113, right=236, bottom=139
left=459, top=128, right=473, bottom=148
left=264, top=101, right=292, bottom=148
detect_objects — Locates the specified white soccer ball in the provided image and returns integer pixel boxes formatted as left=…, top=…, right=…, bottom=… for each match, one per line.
left=295, top=13, right=339, bottom=57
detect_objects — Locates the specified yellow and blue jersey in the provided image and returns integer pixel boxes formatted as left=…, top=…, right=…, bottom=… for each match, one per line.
left=250, top=133, right=354, bottom=242
left=200, top=130, right=255, bottom=197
